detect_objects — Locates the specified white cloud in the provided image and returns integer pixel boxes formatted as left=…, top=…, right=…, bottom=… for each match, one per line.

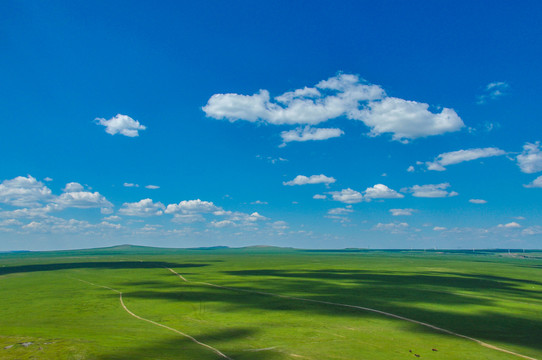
left=145, top=185, right=160, bottom=189
left=498, top=222, right=521, bottom=229
left=119, top=199, right=165, bottom=217
left=103, top=215, right=121, bottom=221
left=407, top=166, right=415, bottom=172
left=0, top=175, right=53, bottom=207
left=95, top=114, right=146, bottom=137
left=270, top=220, right=289, bottom=230
left=433, top=226, right=447, bottom=231
left=329, top=188, right=363, bottom=204
left=63, top=182, right=85, bottom=192
left=204, top=73, right=463, bottom=142
left=404, top=183, right=458, bottom=198
left=0, top=219, right=23, bottom=226
left=54, top=189, right=113, bottom=212
left=43, top=177, right=53, bottom=182
left=313, top=194, right=327, bottom=200
left=0, top=206, right=53, bottom=219
left=469, top=199, right=487, bottom=204
left=522, top=226, right=542, bottom=236
left=374, top=222, right=409, bottom=232
left=364, top=184, right=403, bottom=200
left=327, top=206, right=354, bottom=215
left=283, top=174, right=336, bottom=186
left=524, top=175, right=542, bottom=188
left=123, top=183, right=139, bottom=188
left=210, top=220, right=235, bottom=228
left=165, top=199, right=220, bottom=214
left=350, top=97, right=464, bottom=142
left=280, top=126, right=344, bottom=143
left=425, top=147, right=506, bottom=171
left=389, top=208, right=416, bottom=216
left=477, top=81, right=509, bottom=104
left=100, top=221, right=122, bottom=230
left=517, top=142, right=542, bottom=174
left=203, top=73, right=384, bottom=125
left=251, top=200, right=268, bottom=205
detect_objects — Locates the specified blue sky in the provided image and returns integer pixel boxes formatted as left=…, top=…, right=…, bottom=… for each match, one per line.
left=2, top=0, right=542, bottom=250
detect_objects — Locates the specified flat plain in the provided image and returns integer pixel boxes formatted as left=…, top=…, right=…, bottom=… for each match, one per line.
left=1, top=245, right=541, bottom=360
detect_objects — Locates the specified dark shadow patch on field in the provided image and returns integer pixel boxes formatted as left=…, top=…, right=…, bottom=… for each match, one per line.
left=223, top=269, right=542, bottom=299
left=204, top=269, right=542, bottom=352
left=0, top=261, right=208, bottom=276
left=94, top=329, right=287, bottom=360
left=124, top=286, right=315, bottom=313
left=434, top=271, right=542, bottom=287
left=122, top=283, right=542, bottom=353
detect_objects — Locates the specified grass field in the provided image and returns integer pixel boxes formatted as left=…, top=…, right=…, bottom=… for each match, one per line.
left=1, top=245, right=541, bottom=359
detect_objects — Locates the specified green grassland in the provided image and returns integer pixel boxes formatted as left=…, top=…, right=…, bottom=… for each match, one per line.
left=1, top=245, right=541, bottom=359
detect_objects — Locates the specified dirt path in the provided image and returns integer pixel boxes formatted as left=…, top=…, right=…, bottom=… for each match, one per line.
left=75, top=278, right=232, bottom=359
left=166, top=268, right=538, bottom=360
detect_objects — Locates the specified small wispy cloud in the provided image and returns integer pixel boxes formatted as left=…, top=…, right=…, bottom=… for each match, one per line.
left=283, top=174, right=336, bottom=186
left=477, top=81, right=509, bottom=104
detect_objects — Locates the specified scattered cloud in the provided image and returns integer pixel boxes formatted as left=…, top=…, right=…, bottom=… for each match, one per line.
left=426, top=147, right=506, bottom=171
left=43, top=177, right=53, bottom=182
left=433, top=226, right=447, bottom=231
left=119, top=199, right=165, bottom=217
left=145, top=185, right=160, bottom=189
left=524, top=175, right=542, bottom=188
left=165, top=199, right=220, bottom=214
left=363, top=184, right=403, bottom=200
left=210, top=220, right=235, bottom=228
left=374, top=222, right=409, bottom=233
left=251, top=200, right=268, bottom=205
left=469, top=199, right=487, bottom=204
left=517, top=142, right=542, bottom=174
left=204, top=73, right=463, bottom=142
left=256, top=155, right=288, bottom=164
left=404, top=183, right=458, bottom=198
left=270, top=220, right=289, bottom=230
left=95, top=114, right=146, bottom=137
left=407, top=166, right=415, bottom=172
left=522, top=226, right=542, bottom=236
left=477, top=81, right=509, bottom=104
left=123, top=183, right=139, bottom=188
left=327, top=206, right=354, bottom=215
left=172, top=214, right=205, bottom=223
left=55, top=189, right=113, bottom=212
left=313, top=194, right=327, bottom=200
left=283, top=174, right=336, bottom=186
left=103, top=215, right=121, bottom=221
left=0, top=176, right=53, bottom=207
left=498, top=222, right=521, bottom=229
left=281, top=126, right=344, bottom=144
left=389, top=208, right=416, bottom=216
left=329, top=188, right=363, bottom=204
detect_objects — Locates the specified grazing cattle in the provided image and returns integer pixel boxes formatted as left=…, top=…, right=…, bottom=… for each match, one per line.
left=432, top=348, right=438, bottom=351
left=409, top=350, right=412, bottom=353
left=414, top=354, right=420, bottom=357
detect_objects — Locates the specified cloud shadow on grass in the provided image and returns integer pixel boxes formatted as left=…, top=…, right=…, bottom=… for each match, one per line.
left=0, top=261, right=208, bottom=276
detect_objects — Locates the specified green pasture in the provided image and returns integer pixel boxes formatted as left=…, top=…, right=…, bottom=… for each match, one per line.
left=0, top=246, right=541, bottom=359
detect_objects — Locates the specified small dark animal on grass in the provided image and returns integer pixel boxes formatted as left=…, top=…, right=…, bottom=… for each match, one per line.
left=414, top=354, right=420, bottom=358
left=432, top=348, right=438, bottom=351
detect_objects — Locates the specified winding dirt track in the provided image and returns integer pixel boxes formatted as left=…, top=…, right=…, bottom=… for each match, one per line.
left=166, top=268, right=538, bottom=360
left=76, top=278, right=232, bottom=359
